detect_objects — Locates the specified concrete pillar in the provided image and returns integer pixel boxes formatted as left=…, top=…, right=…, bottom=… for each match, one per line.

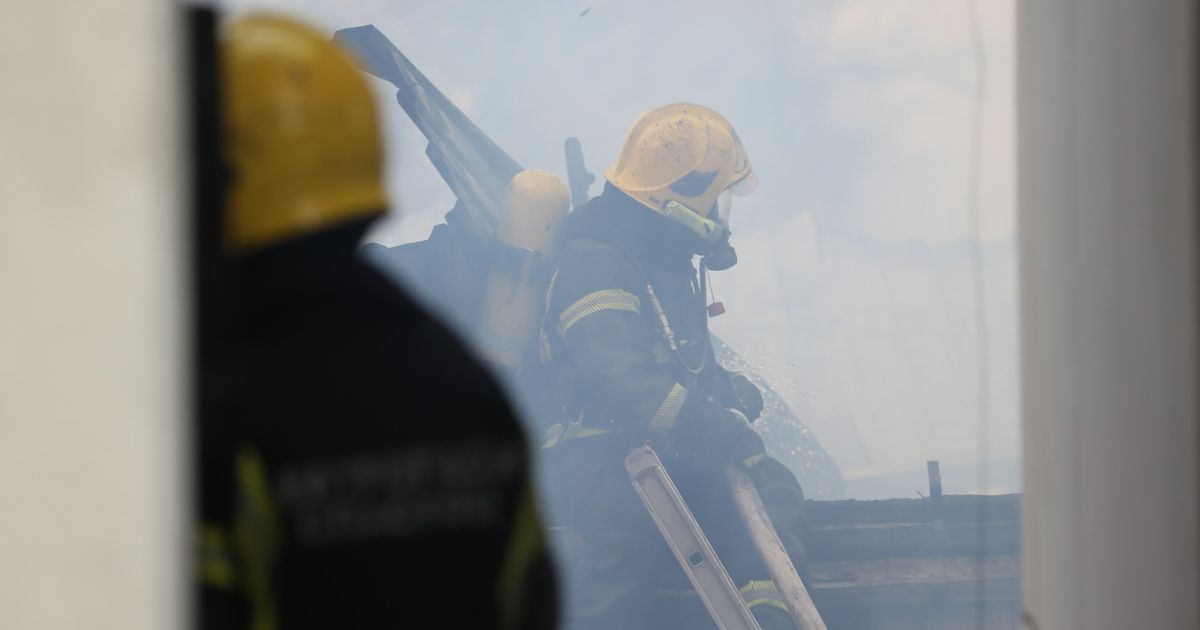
left=0, top=2, right=183, bottom=629
left=1018, top=1, right=1199, bottom=627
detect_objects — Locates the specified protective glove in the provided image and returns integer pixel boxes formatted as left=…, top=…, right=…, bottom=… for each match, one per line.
left=728, top=373, right=764, bottom=422
left=724, top=408, right=767, bottom=468
left=677, top=407, right=766, bottom=469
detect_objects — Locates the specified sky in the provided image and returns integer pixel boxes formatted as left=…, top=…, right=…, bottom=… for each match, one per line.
left=220, top=0, right=1018, bottom=497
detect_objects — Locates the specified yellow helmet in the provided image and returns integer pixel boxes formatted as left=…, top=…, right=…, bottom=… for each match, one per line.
left=221, top=14, right=386, bottom=252
left=605, top=103, right=757, bottom=246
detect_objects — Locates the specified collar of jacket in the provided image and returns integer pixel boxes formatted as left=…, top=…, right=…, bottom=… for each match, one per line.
left=232, top=216, right=378, bottom=314
left=561, top=183, right=700, bottom=271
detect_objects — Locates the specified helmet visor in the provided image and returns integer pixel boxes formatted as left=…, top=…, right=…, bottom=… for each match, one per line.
left=730, top=131, right=757, bottom=197
left=731, top=167, right=758, bottom=197
left=715, top=188, right=734, bottom=225
left=714, top=167, right=757, bottom=226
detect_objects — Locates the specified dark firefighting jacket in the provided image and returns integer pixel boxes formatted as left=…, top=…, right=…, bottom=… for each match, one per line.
left=533, top=187, right=807, bottom=627
left=537, top=184, right=763, bottom=460
left=197, top=220, right=556, bottom=630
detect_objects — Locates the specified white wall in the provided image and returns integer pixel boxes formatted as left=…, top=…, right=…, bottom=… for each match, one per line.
left=1018, top=1, right=1199, bottom=627
left=0, top=2, right=183, bottom=629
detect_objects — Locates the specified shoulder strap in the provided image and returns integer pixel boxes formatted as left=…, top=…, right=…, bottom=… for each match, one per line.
left=549, top=235, right=712, bottom=379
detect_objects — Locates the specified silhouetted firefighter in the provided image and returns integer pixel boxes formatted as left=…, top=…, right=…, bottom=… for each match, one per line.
left=193, top=13, right=556, bottom=630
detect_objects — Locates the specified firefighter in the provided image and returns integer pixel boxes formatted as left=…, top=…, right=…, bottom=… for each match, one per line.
left=195, top=14, right=556, bottom=629
left=536, top=104, right=807, bottom=629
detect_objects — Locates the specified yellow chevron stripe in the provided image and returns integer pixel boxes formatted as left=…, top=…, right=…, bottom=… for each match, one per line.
left=649, top=383, right=687, bottom=435
left=557, top=289, right=641, bottom=334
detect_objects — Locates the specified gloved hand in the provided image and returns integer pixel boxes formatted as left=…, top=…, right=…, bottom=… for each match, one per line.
left=728, top=373, right=764, bottom=422
left=723, top=408, right=767, bottom=468
left=677, top=407, right=766, bottom=469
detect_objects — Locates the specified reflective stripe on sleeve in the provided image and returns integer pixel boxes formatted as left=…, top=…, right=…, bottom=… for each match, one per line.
left=197, top=524, right=238, bottom=589
left=539, top=270, right=561, bottom=362
left=496, top=478, right=544, bottom=630
left=235, top=449, right=280, bottom=630
left=742, top=453, right=766, bottom=468
left=541, top=422, right=612, bottom=449
left=739, top=579, right=789, bottom=614
left=556, top=289, right=641, bottom=335
left=648, top=383, right=687, bottom=435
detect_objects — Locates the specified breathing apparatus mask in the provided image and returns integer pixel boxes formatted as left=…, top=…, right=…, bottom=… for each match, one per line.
left=661, top=169, right=758, bottom=271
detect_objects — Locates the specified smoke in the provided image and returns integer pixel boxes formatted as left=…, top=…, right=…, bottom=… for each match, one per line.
left=218, top=0, right=1019, bottom=496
